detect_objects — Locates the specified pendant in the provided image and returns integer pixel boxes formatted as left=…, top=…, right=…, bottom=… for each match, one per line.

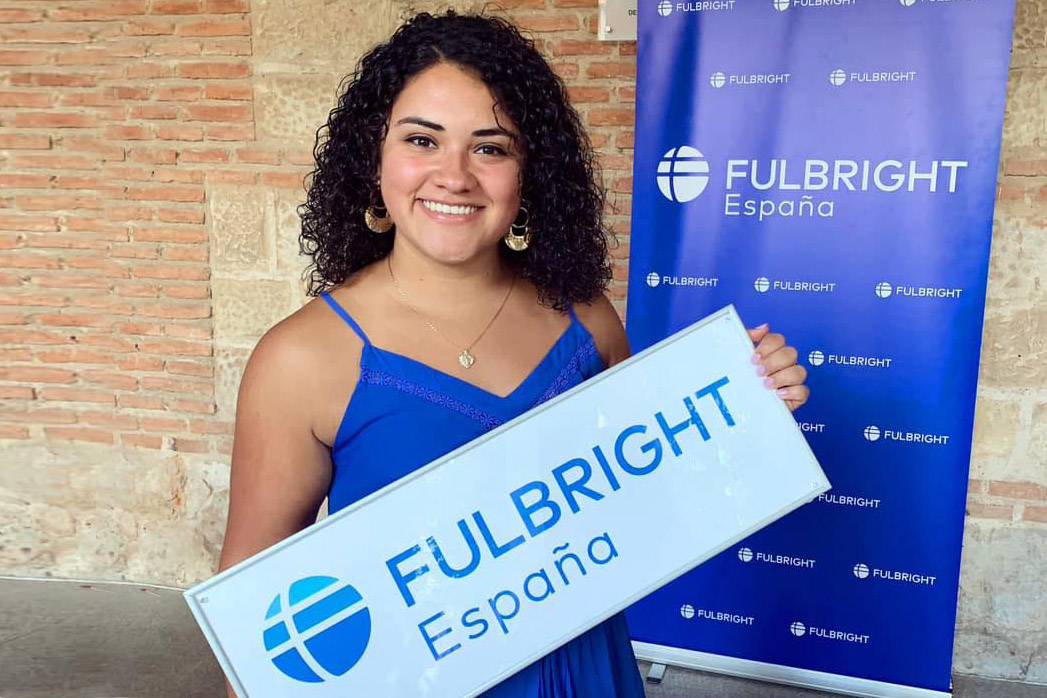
left=458, top=349, right=475, bottom=369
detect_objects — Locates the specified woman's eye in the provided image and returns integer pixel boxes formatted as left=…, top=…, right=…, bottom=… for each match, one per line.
left=407, top=135, right=435, bottom=148
left=477, top=144, right=507, bottom=156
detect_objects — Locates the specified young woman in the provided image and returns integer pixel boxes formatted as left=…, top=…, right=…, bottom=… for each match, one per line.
left=218, top=12, right=809, bottom=697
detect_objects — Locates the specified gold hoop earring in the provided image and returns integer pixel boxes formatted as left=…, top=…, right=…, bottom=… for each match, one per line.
left=365, top=205, right=393, bottom=233
left=504, top=206, right=531, bottom=252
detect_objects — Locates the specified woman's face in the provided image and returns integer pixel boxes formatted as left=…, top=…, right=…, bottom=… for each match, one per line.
left=379, top=62, right=523, bottom=267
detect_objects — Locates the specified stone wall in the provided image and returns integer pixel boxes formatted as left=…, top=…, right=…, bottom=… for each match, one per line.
left=0, top=0, right=1043, bottom=683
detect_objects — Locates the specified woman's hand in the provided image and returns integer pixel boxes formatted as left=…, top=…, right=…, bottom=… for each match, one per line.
left=748, top=323, right=809, bottom=412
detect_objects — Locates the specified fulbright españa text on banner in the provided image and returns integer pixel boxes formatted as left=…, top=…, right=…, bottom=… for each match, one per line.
left=185, top=306, right=829, bottom=698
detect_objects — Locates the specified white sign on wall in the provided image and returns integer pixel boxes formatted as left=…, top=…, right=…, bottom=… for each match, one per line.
left=185, top=305, right=829, bottom=698
left=599, top=0, right=638, bottom=40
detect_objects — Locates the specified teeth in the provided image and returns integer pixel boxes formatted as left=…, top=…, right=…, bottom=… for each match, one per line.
left=422, top=200, right=478, bottom=215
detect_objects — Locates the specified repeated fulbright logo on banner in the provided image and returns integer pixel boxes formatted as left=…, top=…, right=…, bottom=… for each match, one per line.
left=626, top=0, right=1015, bottom=695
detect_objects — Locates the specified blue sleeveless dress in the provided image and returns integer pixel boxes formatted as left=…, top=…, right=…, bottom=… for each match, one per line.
left=320, top=291, right=645, bottom=698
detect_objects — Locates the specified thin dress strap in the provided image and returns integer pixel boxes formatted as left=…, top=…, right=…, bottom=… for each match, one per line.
left=321, top=291, right=371, bottom=346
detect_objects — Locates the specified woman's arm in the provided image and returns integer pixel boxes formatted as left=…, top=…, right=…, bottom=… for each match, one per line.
left=217, top=325, right=334, bottom=697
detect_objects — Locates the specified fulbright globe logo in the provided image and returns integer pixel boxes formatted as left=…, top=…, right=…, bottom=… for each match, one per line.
left=829, top=69, right=848, bottom=87
left=710, top=72, right=727, bottom=89
left=263, top=576, right=372, bottom=683
left=680, top=603, right=696, bottom=619
left=790, top=621, right=807, bottom=637
left=863, top=425, right=882, bottom=442
left=646, top=271, right=661, bottom=288
left=738, top=547, right=754, bottom=563
left=875, top=281, right=893, bottom=298
left=900, top=0, right=917, bottom=6
left=853, top=563, right=871, bottom=579
left=773, top=0, right=791, bottom=10
left=657, top=146, right=711, bottom=203
left=658, top=0, right=673, bottom=16
left=807, top=350, right=825, bottom=367
left=754, top=277, right=771, bottom=293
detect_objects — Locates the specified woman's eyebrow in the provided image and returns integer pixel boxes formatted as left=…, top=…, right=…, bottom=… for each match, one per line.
left=394, top=117, right=513, bottom=139
left=395, top=116, right=443, bottom=130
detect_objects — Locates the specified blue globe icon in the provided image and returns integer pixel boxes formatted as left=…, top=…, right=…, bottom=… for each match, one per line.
left=863, top=425, right=881, bottom=442
left=680, top=604, right=695, bottom=619
left=754, top=277, right=771, bottom=293
left=875, top=281, right=893, bottom=298
left=830, top=69, right=848, bottom=87
left=790, top=621, right=806, bottom=637
left=738, top=547, right=754, bottom=563
left=710, top=72, right=727, bottom=89
left=773, top=0, right=791, bottom=10
left=646, top=271, right=661, bottom=288
left=807, top=350, right=825, bottom=367
left=263, top=576, right=372, bottom=683
left=853, top=563, right=871, bottom=579
left=658, top=0, right=673, bottom=16
left=657, top=146, right=710, bottom=203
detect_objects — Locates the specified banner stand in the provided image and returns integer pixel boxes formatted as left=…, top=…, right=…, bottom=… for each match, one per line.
left=632, top=642, right=950, bottom=698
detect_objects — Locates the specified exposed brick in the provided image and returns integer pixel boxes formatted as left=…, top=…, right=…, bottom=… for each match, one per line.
left=47, top=1, right=147, bottom=22
left=178, top=18, right=251, bottom=37
left=124, top=20, right=176, bottom=36
left=39, top=387, right=115, bottom=405
left=1023, top=506, right=1047, bottom=524
left=0, top=367, right=75, bottom=383
left=121, top=433, right=162, bottom=449
left=987, top=481, right=1047, bottom=501
left=205, top=83, right=252, bottom=101
left=0, top=9, right=44, bottom=22
left=0, top=50, right=49, bottom=66
left=44, top=427, right=114, bottom=444
left=156, top=124, right=204, bottom=141
left=172, top=437, right=208, bottom=452
left=202, top=0, right=249, bottom=11
left=155, top=85, right=202, bottom=102
left=966, top=502, right=1014, bottom=520
left=514, top=14, right=580, bottom=32
left=586, top=61, right=636, bottom=79
left=177, top=60, right=249, bottom=79
left=0, top=425, right=31, bottom=439
left=0, top=134, right=51, bottom=150
left=151, top=0, right=201, bottom=14
left=129, top=105, right=179, bottom=120
left=0, top=386, right=35, bottom=399
left=82, top=411, right=139, bottom=430
left=126, top=186, right=204, bottom=203
left=0, top=215, right=59, bottom=232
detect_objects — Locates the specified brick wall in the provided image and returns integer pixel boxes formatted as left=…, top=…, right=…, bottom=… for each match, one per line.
left=0, top=0, right=1044, bottom=682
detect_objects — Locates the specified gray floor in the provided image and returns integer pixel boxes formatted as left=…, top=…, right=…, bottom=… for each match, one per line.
left=0, top=578, right=1043, bottom=698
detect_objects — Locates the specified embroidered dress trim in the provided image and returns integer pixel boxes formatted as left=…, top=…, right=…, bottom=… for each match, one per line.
left=359, top=368, right=503, bottom=430
left=531, top=339, right=599, bottom=408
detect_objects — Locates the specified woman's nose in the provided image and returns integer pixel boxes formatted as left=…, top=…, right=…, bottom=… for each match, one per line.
left=432, top=149, right=476, bottom=192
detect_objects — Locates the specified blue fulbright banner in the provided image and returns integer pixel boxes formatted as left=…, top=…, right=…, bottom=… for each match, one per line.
left=624, top=0, right=1016, bottom=694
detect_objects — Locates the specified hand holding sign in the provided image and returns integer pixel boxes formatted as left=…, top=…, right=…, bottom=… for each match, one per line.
left=748, top=324, right=809, bottom=411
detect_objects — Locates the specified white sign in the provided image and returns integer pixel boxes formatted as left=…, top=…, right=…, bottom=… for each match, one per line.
left=599, top=0, right=638, bottom=41
left=186, top=305, right=829, bottom=698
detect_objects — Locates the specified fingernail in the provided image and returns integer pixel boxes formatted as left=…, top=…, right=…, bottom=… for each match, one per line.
left=763, top=377, right=775, bottom=388
left=777, top=388, right=789, bottom=397
left=759, top=323, right=769, bottom=330
left=751, top=352, right=761, bottom=364
left=755, top=364, right=767, bottom=377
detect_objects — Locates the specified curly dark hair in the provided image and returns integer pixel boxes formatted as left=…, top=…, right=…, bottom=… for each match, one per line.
left=299, top=11, right=611, bottom=311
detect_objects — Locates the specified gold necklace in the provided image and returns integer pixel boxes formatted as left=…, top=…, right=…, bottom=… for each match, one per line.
left=386, top=256, right=516, bottom=369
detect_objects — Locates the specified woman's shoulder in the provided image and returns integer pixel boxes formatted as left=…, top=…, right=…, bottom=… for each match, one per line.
left=572, top=293, right=631, bottom=368
left=239, top=279, right=374, bottom=442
